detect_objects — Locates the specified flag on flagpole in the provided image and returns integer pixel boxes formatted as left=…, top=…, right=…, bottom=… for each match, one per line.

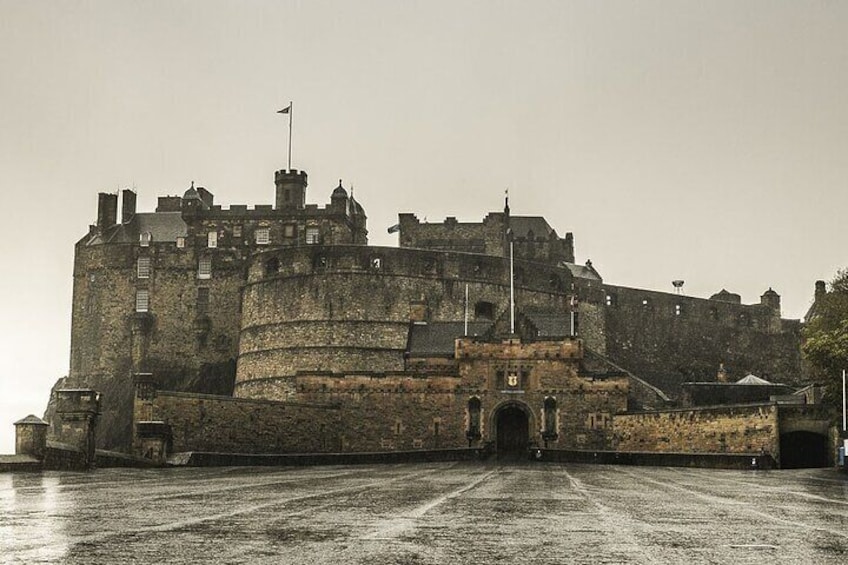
left=387, top=223, right=401, bottom=234
left=277, top=105, right=291, bottom=114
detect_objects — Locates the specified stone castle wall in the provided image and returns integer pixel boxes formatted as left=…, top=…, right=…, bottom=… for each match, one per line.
left=236, top=246, right=584, bottom=389
left=136, top=390, right=342, bottom=454
left=603, top=284, right=802, bottom=395
left=613, top=404, right=780, bottom=455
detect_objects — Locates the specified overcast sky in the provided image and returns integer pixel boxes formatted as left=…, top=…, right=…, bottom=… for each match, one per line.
left=1, top=1, right=847, bottom=453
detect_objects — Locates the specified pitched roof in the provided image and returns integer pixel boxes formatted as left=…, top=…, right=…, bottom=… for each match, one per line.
left=736, top=374, right=772, bottom=385
left=561, top=262, right=602, bottom=281
left=14, top=414, right=48, bottom=426
left=407, top=321, right=493, bottom=357
left=510, top=216, right=555, bottom=239
left=86, top=212, right=187, bottom=246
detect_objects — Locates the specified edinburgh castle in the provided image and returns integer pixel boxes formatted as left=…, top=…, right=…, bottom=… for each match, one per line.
left=28, top=164, right=837, bottom=470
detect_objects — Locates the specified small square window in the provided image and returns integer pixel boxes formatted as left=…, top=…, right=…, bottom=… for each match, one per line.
left=207, top=231, right=218, bottom=248
left=284, top=224, right=296, bottom=238
left=233, top=225, right=243, bottom=238
left=137, top=257, right=151, bottom=279
left=675, top=304, right=682, bottom=316
left=255, top=228, right=270, bottom=245
left=306, top=227, right=320, bottom=244
left=198, top=256, right=212, bottom=279
left=176, top=236, right=186, bottom=249
left=135, top=289, right=149, bottom=312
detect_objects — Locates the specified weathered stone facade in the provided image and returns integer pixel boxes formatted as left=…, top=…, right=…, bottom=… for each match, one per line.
left=49, top=163, right=814, bottom=464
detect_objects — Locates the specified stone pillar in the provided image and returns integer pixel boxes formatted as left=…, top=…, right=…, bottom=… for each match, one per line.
left=14, top=415, right=49, bottom=459
left=53, top=389, right=101, bottom=468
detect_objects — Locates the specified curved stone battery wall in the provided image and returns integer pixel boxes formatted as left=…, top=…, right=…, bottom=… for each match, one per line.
left=235, top=245, right=577, bottom=400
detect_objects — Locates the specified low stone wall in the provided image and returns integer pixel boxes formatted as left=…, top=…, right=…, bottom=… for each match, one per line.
left=139, top=391, right=342, bottom=455
left=167, top=448, right=485, bottom=467
left=538, top=448, right=776, bottom=470
left=0, top=455, right=42, bottom=473
left=43, top=442, right=89, bottom=471
left=613, top=404, right=779, bottom=456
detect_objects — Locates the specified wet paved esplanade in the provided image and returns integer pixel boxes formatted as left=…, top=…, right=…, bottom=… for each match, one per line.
left=2, top=463, right=847, bottom=564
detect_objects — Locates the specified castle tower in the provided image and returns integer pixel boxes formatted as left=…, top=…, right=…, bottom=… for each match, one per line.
left=275, top=169, right=308, bottom=210
left=760, top=288, right=781, bottom=314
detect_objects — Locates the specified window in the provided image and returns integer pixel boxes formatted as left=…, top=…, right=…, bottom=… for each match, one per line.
left=371, top=257, right=382, bottom=270
left=207, top=231, right=218, bottom=248
left=265, top=257, right=280, bottom=276
left=543, top=397, right=558, bottom=441
left=198, top=256, right=212, bottom=279
left=474, top=301, right=495, bottom=321
left=284, top=224, right=296, bottom=238
left=305, top=227, right=320, bottom=244
left=605, top=294, right=617, bottom=307
left=139, top=232, right=151, bottom=247
left=233, top=225, right=242, bottom=238
left=255, top=228, right=270, bottom=245
left=467, top=397, right=482, bottom=441
left=675, top=304, right=683, bottom=316
left=196, top=287, right=209, bottom=315
left=137, top=257, right=151, bottom=279
left=135, top=289, right=149, bottom=313
left=176, top=236, right=186, bottom=249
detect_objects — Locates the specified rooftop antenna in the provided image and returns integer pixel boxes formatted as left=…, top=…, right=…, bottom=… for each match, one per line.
left=672, top=280, right=685, bottom=295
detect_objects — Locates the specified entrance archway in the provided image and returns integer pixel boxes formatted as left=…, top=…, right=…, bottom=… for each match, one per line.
left=780, top=431, right=829, bottom=468
left=495, top=404, right=530, bottom=458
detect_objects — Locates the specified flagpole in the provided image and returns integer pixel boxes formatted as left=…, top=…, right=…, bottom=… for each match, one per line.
left=509, top=238, right=515, bottom=335
left=287, top=101, right=293, bottom=170
left=464, top=284, right=469, bottom=336
left=842, top=368, right=846, bottom=433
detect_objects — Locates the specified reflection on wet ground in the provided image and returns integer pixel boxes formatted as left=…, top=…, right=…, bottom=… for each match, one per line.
left=1, top=463, right=847, bottom=564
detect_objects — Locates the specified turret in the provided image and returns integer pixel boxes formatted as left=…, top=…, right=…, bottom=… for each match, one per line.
left=331, top=179, right=348, bottom=213
left=275, top=169, right=308, bottom=210
left=760, top=288, right=781, bottom=314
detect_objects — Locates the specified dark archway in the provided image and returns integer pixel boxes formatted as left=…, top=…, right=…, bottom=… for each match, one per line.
left=780, top=431, right=829, bottom=469
left=496, top=405, right=529, bottom=458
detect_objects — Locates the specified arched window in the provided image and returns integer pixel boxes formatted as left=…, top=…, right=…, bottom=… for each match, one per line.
left=542, top=396, right=558, bottom=443
left=466, top=397, right=482, bottom=442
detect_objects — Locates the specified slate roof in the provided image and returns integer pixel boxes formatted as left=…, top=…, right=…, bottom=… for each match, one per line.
left=87, top=212, right=187, bottom=246
left=521, top=306, right=570, bottom=338
left=14, top=414, right=48, bottom=426
left=510, top=216, right=555, bottom=239
left=407, top=321, right=493, bottom=357
left=561, top=262, right=602, bottom=281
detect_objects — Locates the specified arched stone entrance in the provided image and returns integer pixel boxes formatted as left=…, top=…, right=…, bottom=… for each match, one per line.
left=494, top=403, right=530, bottom=458
left=780, top=431, right=829, bottom=469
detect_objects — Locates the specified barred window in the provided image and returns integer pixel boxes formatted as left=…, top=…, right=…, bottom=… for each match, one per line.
left=137, top=257, right=151, bottom=279
left=196, top=287, right=209, bottom=315
left=306, top=227, right=320, bottom=244
left=139, top=232, right=152, bottom=247
left=207, top=231, right=218, bottom=248
left=255, top=228, right=270, bottom=245
left=198, top=256, right=212, bottom=279
left=135, top=289, right=149, bottom=312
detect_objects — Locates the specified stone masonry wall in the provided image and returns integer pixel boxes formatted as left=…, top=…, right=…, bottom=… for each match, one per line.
left=137, top=390, right=342, bottom=454
left=613, top=404, right=779, bottom=455
left=237, top=246, right=590, bottom=387
left=603, top=284, right=802, bottom=396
